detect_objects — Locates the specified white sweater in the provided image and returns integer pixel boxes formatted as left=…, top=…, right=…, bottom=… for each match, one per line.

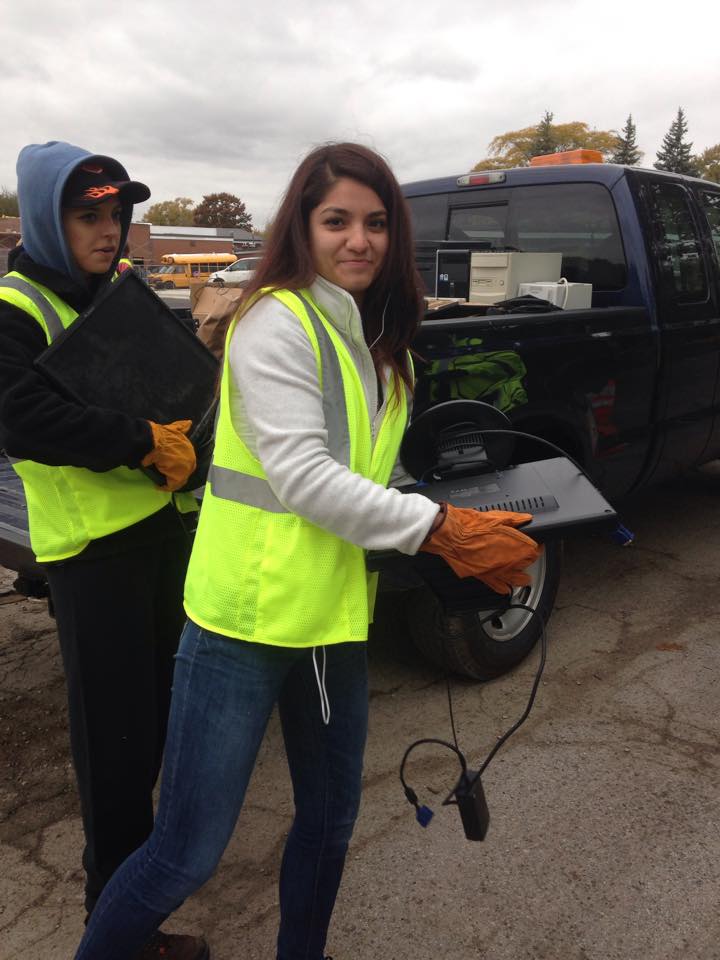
left=227, top=276, right=439, bottom=554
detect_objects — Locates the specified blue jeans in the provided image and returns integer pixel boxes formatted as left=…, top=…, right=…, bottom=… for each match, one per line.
left=75, top=620, right=369, bottom=960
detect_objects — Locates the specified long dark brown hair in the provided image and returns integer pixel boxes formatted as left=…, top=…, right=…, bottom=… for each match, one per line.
left=238, top=142, right=424, bottom=396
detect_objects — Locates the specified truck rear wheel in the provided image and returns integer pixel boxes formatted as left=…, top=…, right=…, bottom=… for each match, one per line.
left=406, top=541, right=562, bottom=680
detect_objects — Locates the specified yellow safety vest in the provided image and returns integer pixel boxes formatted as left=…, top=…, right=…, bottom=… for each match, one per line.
left=184, top=288, right=409, bottom=647
left=0, top=271, right=196, bottom=563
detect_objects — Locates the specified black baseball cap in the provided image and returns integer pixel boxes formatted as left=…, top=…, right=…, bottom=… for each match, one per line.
left=63, top=159, right=150, bottom=208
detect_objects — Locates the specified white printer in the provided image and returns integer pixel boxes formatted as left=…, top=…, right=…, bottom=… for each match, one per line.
left=517, top=278, right=593, bottom=309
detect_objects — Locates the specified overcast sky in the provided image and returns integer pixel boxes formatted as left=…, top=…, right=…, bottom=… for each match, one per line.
left=2, top=0, right=718, bottom=228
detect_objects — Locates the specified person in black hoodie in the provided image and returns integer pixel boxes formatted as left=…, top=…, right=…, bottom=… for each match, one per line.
left=0, top=141, right=209, bottom=960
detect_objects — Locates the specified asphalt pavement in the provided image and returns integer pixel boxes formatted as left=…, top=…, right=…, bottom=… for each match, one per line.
left=1, top=466, right=719, bottom=959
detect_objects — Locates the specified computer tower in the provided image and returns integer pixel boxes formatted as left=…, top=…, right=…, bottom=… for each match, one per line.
left=469, top=252, right=562, bottom=305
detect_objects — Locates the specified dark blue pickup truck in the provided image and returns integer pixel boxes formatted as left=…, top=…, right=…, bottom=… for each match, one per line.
left=395, top=159, right=720, bottom=677
left=2, top=159, right=720, bottom=678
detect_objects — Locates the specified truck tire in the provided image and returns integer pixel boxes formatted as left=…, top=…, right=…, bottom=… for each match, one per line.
left=405, top=541, right=562, bottom=680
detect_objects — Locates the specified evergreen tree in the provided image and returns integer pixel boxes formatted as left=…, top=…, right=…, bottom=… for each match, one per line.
left=654, top=108, right=698, bottom=175
left=610, top=115, right=643, bottom=165
left=529, top=111, right=555, bottom=157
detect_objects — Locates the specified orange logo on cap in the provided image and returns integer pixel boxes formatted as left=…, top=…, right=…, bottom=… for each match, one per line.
left=82, top=185, right=120, bottom=199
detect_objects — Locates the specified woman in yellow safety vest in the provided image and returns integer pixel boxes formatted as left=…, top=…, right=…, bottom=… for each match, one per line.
left=75, top=143, right=539, bottom=960
left=0, top=141, right=207, bottom=960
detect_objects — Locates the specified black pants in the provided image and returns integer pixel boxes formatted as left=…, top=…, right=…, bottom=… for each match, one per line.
left=46, top=512, right=192, bottom=915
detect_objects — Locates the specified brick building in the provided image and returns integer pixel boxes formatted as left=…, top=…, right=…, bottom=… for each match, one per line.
left=127, top=224, right=262, bottom=269
left=0, top=216, right=21, bottom=275
left=1, top=218, right=262, bottom=275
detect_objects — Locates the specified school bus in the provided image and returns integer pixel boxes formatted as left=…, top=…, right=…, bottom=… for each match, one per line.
left=147, top=253, right=237, bottom=289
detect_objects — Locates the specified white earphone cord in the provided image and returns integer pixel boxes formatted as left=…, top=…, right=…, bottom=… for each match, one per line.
left=313, top=295, right=390, bottom=723
left=312, top=646, right=331, bottom=725
left=367, top=295, right=389, bottom=352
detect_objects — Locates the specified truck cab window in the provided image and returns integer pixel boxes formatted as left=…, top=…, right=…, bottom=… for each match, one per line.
left=508, top=184, right=627, bottom=291
left=447, top=205, right=508, bottom=247
left=434, top=183, right=626, bottom=291
left=648, top=182, right=708, bottom=302
left=699, top=191, right=720, bottom=264
left=407, top=194, right=449, bottom=241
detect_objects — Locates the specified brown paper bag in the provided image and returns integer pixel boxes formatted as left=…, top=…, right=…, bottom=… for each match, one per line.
left=191, top=283, right=246, bottom=359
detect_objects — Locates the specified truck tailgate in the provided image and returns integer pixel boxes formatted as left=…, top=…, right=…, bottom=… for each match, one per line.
left=0, top=461, right=42, bottom=578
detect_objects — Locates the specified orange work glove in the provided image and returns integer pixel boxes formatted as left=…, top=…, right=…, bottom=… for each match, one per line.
left=420, top=503, right=542, bottom=595
left=141, top=419, right=196, bottom=492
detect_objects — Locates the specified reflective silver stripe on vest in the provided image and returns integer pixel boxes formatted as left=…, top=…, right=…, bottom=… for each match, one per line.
left=294, top=292, right=351, bottom=468
left=4, top=454, right=25, bottom=464
left=208, top=293, right=352, bottom=512
left=0, top=277, right=65, bottom=342
left=208, top=464, right=289, bottom=513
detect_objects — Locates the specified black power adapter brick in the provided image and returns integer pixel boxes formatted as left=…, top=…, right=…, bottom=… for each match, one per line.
left=399, top=589, right=552, bottom=841
left=454, top=770, right=490, bottom=841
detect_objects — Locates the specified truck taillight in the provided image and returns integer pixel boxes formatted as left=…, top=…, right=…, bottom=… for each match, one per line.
left=456, top=172, right=507, bottom=187
left=529, top=149, right=603, bottom=166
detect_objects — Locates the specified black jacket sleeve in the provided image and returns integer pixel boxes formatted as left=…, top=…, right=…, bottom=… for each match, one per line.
left=0, top=299, right=154, bottom=471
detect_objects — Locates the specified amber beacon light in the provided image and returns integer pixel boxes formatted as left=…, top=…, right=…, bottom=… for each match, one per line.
left=529, top=149, right=604, bottom=166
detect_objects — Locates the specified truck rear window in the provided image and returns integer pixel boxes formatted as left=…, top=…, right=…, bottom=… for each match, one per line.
left=409, top=182, right=627, bottom=291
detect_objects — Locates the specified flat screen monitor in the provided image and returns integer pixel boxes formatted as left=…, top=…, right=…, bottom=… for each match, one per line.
left=34, top=269, right=219, bottom=430
left=436, top=249, right=471, bottom=299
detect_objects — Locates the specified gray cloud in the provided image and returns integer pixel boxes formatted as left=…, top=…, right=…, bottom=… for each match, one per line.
left=2, top=0, right=718, bottom=228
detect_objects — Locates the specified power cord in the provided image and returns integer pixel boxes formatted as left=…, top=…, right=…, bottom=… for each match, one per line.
left=399, top=422, right=629, bottom=839
left=399, top=601, right=547, bottom=841
left=416, top=428, right=587, bottom=485
left=472, top=429, right=586, bottom=476
left=419, top=428, right=587, bottom=482
left=558, top=277, right=570, bottom=310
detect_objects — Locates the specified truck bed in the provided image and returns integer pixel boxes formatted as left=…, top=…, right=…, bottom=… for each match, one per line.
left=0, top=461, right=43, bottom=579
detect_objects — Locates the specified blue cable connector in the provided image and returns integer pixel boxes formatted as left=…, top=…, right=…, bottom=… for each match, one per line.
left=611, top=522, right=634, bottom=546
left=416, top=805, right=434, bottom=828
